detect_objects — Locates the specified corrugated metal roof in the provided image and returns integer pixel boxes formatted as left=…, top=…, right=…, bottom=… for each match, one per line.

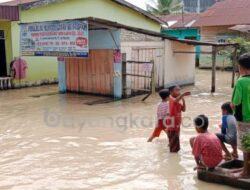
left=160, top=13, right=199, bottom=29
left=0, top=5, right=19, bottom=21
left=194, top=0, right=250, bottom=27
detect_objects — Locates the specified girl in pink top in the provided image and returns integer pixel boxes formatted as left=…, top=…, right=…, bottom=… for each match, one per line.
left=190, top=115, right=223, bottom=170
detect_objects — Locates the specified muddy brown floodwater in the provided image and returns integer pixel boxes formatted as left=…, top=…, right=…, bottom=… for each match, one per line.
left=0, top=70, right=239, bottom=190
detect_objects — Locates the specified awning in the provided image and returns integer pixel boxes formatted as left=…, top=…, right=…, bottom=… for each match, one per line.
left=0, top=6, right=19, bottom=21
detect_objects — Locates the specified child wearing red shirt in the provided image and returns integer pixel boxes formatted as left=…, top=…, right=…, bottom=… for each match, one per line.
left=167, top=85, right=190, bottom=152
left=190, top=115, right=223, bottom=170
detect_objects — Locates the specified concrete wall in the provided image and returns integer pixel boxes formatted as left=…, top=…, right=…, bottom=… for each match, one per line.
left=89, top=29, right=120, bottom=49
left=121, top=37, right=196, bottom=90
left=20, top=0, right=161, bottom=32
left=164, top=40, right=196, bottom=87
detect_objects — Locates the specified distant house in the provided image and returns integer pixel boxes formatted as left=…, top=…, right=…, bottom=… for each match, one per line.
left=0, top=0, right=198, bottom=98
left=194, top=0, right=250, bottom=68
left=160, top=13, right=200, bottom=64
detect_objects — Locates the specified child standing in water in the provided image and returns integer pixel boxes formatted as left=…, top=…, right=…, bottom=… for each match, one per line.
left=148, top=89, right=170, bottom=142
left=231, top=53, right=250, bottom=177
left=190, top=115, right=223, bottom=170
left=232, top=53, right=250, bottom=141
left=216, top=102, right=238, bottom=160
left=167, top=85, right=190, bottom=152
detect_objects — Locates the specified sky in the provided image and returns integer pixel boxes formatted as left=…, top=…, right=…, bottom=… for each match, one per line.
left=0, top=0, right=149, bottom=10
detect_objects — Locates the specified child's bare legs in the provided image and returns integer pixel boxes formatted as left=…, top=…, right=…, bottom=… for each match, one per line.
left=231, top=145, right=238, bottom=159
left=220, top=141, right=232, bottom=160
left=147, top=135, right=155, bottom=142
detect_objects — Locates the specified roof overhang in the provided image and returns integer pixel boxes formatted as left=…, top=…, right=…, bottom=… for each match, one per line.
left=0, top=6, right=19, bottom=21
left=19, top=17, right=238, bottom=48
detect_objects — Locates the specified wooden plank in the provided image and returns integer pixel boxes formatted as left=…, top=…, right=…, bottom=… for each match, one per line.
left=65, top=59, right=70, bottom=91
left=99, top=50, right=104, bottom=94
left=124, top=87, right=151, bottom=92
left=126, top=60, right=153, bottom=64
left=86, top=51, right=92, bottom=93
left=173, top=51, right=213, bottom=54
left=75, top=59, right=79, bottom=92
left=108, top=50, right=113, bottom=94
left=91, top=50, right=97, bottom=94
left=69, top=59, right=73, bottom=91
left=65, top=49, right=114, bottom=96
left=123, top=73, right=152, bottom=78
left=122, top=53, right=127, bottom=97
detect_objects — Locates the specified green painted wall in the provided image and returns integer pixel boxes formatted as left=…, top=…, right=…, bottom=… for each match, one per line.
left=0, top=21, right=12, bottom=72
left=162, top=28, right=200, bottom=40
left=162, top=28, right=201, bottom=59
left=11, top=0, right=161, bottom=84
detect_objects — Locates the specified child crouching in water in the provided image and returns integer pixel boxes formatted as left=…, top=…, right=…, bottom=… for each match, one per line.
left=190, top=115, right=223, bottom=170
left=216, top=102, right=238, bottom=160
left=148, top=89, right=170, bottom=142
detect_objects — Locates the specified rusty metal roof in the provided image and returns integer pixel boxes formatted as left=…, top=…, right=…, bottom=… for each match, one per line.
left=159, top=13, right=199, bottom=29
left=0, top=5, right=19, bottom=21
left=194, top=0, right=250, bottom=27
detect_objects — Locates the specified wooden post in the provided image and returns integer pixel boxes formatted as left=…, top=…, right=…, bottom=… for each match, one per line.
left=122, top=53, right=127, bottom=98
left=142, top=60, right=155, bottom=102
left=231, top=47, right=237, bottom=88
left=211, top=46, right=217, bottom=93
left=151, top=60, right=156, bottom=94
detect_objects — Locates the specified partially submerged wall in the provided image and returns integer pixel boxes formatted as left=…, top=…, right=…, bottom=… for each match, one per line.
left=121, top=30, right=196, bottom=90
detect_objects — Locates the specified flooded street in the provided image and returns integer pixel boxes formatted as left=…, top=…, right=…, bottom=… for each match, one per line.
left=0, top=69, right=238, bottom=190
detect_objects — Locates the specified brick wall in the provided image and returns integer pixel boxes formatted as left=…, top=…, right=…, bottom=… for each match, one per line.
left=120, top=29, right=162, bottom=42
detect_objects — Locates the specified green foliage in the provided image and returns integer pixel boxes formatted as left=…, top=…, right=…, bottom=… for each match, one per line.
left=242, top=133, right=250, bottom=152
left=219, top=37, right=250, bottom=62
left=147, top=0, right=183, bottom=15
left=229, top=37, right=250, bottom=56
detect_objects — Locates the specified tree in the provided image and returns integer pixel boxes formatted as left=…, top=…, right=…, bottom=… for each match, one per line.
left=219, top=37, right=250, bottom=64
left=147, top=0, right=183, bottom=15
